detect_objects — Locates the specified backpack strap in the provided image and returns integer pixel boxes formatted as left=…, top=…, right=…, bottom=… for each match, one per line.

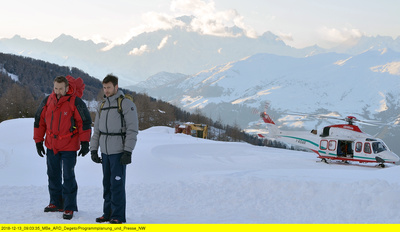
left=117, top=95, right=125, bottom=122
left=99, top=95, right=126, bottom=143
left=99, top=100, right=106, bottom=111
left=117, top=95, right=125, bottom=112
left=67, top=95, right=76, bottom=112
left=100, top=96, right=125, bottom=123
left=117, top=96, right=126, bottom=144
left=34, top=95, right=50, bottom=129
left=67, top=96, right=77, bottom=136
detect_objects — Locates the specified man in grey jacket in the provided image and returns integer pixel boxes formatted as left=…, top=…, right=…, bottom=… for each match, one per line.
left=90, top=74, right=139, bottom=224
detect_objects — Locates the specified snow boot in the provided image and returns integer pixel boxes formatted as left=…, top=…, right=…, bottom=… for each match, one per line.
left=44, top=204, right=63, bottom=212
left=110, top=219, right=122, bottom=224
left=96, top=216, right=110, bottom=223
left=63, top=210, right=74, bottom=220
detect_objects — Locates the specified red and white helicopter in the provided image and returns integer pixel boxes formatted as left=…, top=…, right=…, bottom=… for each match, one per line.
left=257, top=110, right=399, bottom=168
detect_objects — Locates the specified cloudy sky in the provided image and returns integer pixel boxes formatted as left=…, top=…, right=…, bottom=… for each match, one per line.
left=1, top=0, right=399, bottom=48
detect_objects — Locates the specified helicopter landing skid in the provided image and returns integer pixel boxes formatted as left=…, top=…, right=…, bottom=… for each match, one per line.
left=316, top=157, right=386, bottom=168
left=375, top=156, right=386, bottom=168
left=317, top=158, right=349, bottom=164
left=316, top=158, right=330, bottom=164
left=377, top=163, right=386, bottom=168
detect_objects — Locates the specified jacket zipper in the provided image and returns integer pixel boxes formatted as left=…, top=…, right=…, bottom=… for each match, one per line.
left=58, top=112, right=62, bottom=134
left=50, top=111, right=54, bottom=132
left=105, top=98, right=110, bottom=154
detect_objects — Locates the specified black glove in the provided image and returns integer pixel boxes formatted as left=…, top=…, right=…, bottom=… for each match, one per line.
left=120, top=151, right=132, bottom=165
left=91, top=150, right=102, bottom=163
left=36, top=142, right=45, bottom=157
left=78, top=141, right=89, bottom=157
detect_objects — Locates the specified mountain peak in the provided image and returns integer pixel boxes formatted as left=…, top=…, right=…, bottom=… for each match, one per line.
left=175, top=15, right=194, bottom=24
left=11, top=35, right=23, bottom=40
left=52, top=34, right=76, bottom=43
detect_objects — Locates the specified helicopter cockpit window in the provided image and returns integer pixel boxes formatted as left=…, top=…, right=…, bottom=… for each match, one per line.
left=372, top=142, right=387, bottom=154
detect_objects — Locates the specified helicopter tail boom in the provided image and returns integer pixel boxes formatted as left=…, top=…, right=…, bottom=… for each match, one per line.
left=261, top=112, right=275, bottom=124
left=260, top=112, right=280, bottom=138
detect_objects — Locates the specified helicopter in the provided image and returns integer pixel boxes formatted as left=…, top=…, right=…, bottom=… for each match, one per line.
left=257, top=111, right=400, bottom=168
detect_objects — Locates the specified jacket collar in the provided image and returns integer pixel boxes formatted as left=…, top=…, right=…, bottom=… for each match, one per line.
left=104, top=90, right=124, bottom=102
left=50, top=92, right=71, bottom=104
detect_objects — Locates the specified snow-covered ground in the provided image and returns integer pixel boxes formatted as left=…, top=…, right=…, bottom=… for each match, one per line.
left=1, top=118, right=400, bottom=224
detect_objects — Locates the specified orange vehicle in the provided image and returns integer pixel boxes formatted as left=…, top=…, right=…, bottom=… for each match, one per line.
left=175, top=123, right=208, bottom=139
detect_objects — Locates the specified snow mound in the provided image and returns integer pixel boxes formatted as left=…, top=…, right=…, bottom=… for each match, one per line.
left=1, top=118, right=400, bottom=223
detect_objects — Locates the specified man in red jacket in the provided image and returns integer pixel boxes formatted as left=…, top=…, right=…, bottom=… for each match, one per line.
left=34, top=75, right=92, bottom=220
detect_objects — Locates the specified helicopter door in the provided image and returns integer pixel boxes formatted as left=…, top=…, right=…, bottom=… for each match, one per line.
left=338, top=140, right=354, bottom=158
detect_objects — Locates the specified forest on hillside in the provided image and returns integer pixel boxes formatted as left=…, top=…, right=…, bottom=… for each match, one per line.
left=0, top=52, right=282, bottom=147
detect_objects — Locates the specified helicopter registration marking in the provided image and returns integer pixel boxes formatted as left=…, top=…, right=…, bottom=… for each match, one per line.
left=296, top=139, right=306, bottom=144
left=282, top=135, right=319, bottom=147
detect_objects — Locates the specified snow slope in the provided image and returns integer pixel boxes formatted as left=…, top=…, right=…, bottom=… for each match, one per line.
left=134, top=50, right=400, bottom=156
left=1, top=118, right=400, bottom=224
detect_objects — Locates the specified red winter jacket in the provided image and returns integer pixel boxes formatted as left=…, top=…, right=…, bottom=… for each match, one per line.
left=34, top=78, right=92, bottom=154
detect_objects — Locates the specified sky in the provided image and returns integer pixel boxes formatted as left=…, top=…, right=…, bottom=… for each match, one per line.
left=0, top=0, right=399, bottom=49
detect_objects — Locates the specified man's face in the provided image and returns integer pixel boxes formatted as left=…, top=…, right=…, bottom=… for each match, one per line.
left=103, top=82, right=118, bottom=97
left=54, top=82, right=68, bottom=99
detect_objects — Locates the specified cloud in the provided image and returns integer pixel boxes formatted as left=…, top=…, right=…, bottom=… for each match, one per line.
left=102, top=0, right=258, bottom=51
left=277, top=32, right=293, bottom=42
left=128, top=45, right=150, bottom=56
left=139, top=12, right=186, bottom=33
left=158, top=35, right=171, bottom=50
left=102, top=13, right=185, bottom=51
left=171, top=0, right=257, bottom=38
left=318, top=26, right=364, bottom=48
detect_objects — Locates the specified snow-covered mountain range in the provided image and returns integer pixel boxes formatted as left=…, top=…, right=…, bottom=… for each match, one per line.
left=1, top=16, right=400, bottom=86
left=133, top=49, right=400, bottom=154
left=1, top=18, right=400, bottom=153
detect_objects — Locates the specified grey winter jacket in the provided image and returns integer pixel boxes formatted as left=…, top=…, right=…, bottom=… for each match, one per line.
left=90, top=90, right=139, bottom=155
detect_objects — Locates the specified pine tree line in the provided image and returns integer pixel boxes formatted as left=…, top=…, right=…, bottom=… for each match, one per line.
left=0, top=52, right=283, bottom=148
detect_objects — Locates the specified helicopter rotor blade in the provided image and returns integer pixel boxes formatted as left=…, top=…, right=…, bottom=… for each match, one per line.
left=286, top=111, right=345, bottom=121
left=286, top=111, right=388, bottom=127
left=254, top=102, right=397, bottom=128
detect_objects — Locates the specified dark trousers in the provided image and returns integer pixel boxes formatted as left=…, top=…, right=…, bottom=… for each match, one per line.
left=46, top=149, right=78, bottom=211
left=101, top=153, right=127, bottom=222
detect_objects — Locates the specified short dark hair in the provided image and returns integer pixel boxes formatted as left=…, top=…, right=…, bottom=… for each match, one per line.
left=103, top=74, right=118, bottom=86
left=54, top=76, right=69, bottom=87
